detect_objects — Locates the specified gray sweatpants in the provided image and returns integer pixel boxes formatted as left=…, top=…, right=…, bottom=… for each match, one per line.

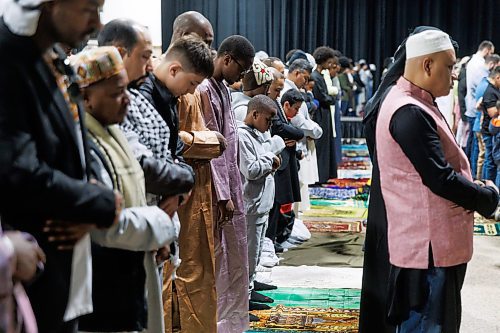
left=246, top=213, right=269, bottom=292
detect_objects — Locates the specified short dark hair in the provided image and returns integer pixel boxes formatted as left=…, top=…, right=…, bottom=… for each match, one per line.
left=247, top=95, right=277, bottom=115
left=285, top=49, right=299, bottom=63
left=217, top=35, right=255, bottom=63
left=288, top=59, right=313, bottom=74
left=280, top=89, right=305, bottom=107
left=339, top=56, right=351, bottom=69
left=98, top=19, right=139, bottom=53
left=486, top=54, right=500, bottom=65
left=165, top=35, right=214, bottom=78
left=478, top=40, right=494, bottom=52
left=490, top=66, right=500, bottom=78
left=313, top=46, right=336, bottom=65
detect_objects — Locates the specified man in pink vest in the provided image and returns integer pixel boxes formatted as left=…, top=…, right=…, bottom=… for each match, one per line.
left=361, top=28, right=499, bottom=333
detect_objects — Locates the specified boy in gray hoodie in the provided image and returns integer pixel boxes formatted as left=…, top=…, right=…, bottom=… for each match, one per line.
left=238, top=95, right=284, bottom=314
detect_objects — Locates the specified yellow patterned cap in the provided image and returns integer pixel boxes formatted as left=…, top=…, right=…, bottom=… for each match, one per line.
left=70, top=46, right=125, bottom=88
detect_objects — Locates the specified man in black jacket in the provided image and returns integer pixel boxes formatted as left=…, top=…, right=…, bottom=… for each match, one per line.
left=98, top=19, right=196, bottom=214
left=0, top=1, right=120, bottom=332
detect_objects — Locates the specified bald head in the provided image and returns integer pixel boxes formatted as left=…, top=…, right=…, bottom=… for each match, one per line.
left=171, top=11, right=214, bottom=47
left=404, top=49, right=456, bottom=98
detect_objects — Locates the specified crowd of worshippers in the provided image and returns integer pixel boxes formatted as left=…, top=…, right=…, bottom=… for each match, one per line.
left=451, top=41, right=500, bottom=188
left=0, top=1, right=377, bottom=332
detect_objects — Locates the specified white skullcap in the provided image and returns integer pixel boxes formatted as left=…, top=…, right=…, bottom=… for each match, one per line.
left=305, top=52, right=317, bottom=71
left=406, top=30, right=454, bottom=59
left=3, top=0, right=54, bottom=36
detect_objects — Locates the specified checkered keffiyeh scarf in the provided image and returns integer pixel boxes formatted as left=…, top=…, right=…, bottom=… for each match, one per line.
left=121, top=88, right=171, bottom=160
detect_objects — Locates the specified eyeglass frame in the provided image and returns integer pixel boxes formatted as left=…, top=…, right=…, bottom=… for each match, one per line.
left=227, top=53, right=252, bottom=77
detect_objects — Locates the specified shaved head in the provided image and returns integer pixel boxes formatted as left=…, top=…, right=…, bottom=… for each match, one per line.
left=404, top=49, right=456, bottom=98
left=171, top=11, right=214, bottom=47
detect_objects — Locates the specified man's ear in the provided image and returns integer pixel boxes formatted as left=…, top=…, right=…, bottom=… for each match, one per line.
left=223, top=54, right=231, bottom=66
left=82, top=89, right=92, bottom=110
left=116, top=46, right=128, bottom=59
left=423, top=58, right=433, bottom=76
left=168, top=62, right=183, bottom=78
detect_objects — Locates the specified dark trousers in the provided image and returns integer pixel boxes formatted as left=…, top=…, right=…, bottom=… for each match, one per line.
left=265, top=202, right=295, bottom=244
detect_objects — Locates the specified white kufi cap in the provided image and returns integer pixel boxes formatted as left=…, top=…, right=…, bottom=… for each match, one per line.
left=3, top=0, right=54, bottom=36
left=406, top=30, right=454, bottom=60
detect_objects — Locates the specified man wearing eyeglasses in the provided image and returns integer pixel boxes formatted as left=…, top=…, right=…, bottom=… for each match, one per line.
left=197, top=35, right=255, bottom=333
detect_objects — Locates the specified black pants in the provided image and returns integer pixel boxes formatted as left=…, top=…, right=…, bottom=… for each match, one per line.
left=265, top=202, right=295, bottom=244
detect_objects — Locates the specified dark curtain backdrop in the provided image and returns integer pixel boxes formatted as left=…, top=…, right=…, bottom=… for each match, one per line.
left=161, top=0, right=498, bottom=82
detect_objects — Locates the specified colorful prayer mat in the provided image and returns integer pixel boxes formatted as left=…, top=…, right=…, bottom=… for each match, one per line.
left=249, top=305, right=359, bottom=332
left=303, top=220, right=363, bottom=233
left=303, top=207, right=368, bottom=219
left=474, top=222, right=500, bottom=236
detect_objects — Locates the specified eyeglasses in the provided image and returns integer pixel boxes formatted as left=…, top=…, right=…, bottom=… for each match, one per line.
left=230, top=55, right=252, bottom=77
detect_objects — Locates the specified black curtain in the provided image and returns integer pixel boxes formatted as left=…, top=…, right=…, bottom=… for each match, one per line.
left=162, top=0, right=498, bottom=82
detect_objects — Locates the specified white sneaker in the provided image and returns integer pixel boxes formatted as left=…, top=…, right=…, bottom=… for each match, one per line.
left=260, top=253, right=279, bottom=268
left=278, top=239, right=297, bottom=250
left=255, top=264, right=272, bottom=272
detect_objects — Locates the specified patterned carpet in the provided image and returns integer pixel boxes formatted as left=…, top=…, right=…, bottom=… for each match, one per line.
left=247, top=288, right=360, bottom=332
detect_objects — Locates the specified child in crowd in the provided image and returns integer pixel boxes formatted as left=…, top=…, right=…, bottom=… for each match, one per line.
left=238, top=95, right=284, bottom=320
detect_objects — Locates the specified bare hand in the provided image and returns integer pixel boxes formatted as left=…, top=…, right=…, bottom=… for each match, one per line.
left=6, top=232, right=45, bottom=282
left=155, top=246, right=171, bottom=265
left=159, top=195, right=180, bottom=218
left=484, top=180, right=499, bottom=194
left=218, top=199, right=234, bottom=226
left=215, top=132, right=227, bottom=152
left=272, top=156, right=281, bottom=170
left=44, top=220, right=95, bottom=250
left=285, top=139, right=296, bottom=147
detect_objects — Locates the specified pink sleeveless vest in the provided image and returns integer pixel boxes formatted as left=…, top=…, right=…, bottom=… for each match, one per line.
left=376, top=77, right=473, bottom=269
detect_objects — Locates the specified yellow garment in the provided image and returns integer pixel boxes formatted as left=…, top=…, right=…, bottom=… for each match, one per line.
left=163, top=91, right=221, bottom=333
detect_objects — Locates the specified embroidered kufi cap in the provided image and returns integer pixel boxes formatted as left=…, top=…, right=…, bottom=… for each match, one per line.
left=70, top=47, right=125, bottom=88
left=242, top=59, right=273, bottom=91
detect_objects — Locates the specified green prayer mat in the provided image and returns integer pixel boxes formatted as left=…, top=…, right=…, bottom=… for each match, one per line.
left=310, top=199, right=368, bottom=208
left=259, top=287, right=360, bottom=309
left=474, top=222, right=500, bottom=236
left=279, top=233, right=365, bottom=267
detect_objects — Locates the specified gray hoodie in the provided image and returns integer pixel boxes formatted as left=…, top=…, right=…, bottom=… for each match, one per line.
left=238, top=123, right=284, bottom=216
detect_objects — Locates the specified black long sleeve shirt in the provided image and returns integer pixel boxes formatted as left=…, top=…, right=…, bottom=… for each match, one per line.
left=390, top=104, right=498, bottom=217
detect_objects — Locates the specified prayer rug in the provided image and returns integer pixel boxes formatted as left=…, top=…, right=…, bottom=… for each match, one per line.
left=303, top=220, right=363, bottom=233
left=249, top=305, right=359, bottom=332
left=303, top=207, right=368, bottom=219
left=309, top=199, right=368, bottom=208
left=474, top=222, right=500, bottom=236
left=474, top=214, right=500, bottom=236
left=259, top=288, right=360, bottom=309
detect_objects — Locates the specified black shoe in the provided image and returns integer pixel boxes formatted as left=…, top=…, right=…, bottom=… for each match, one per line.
left=249, top=313, right=260, bottom=322
left=249, top=301, right=271, bottom=310
left=251, top=290, right=274, bottom=303
left=274, top=243, right=284, bottom=253
left=254, top=281, right=278, bottom=291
